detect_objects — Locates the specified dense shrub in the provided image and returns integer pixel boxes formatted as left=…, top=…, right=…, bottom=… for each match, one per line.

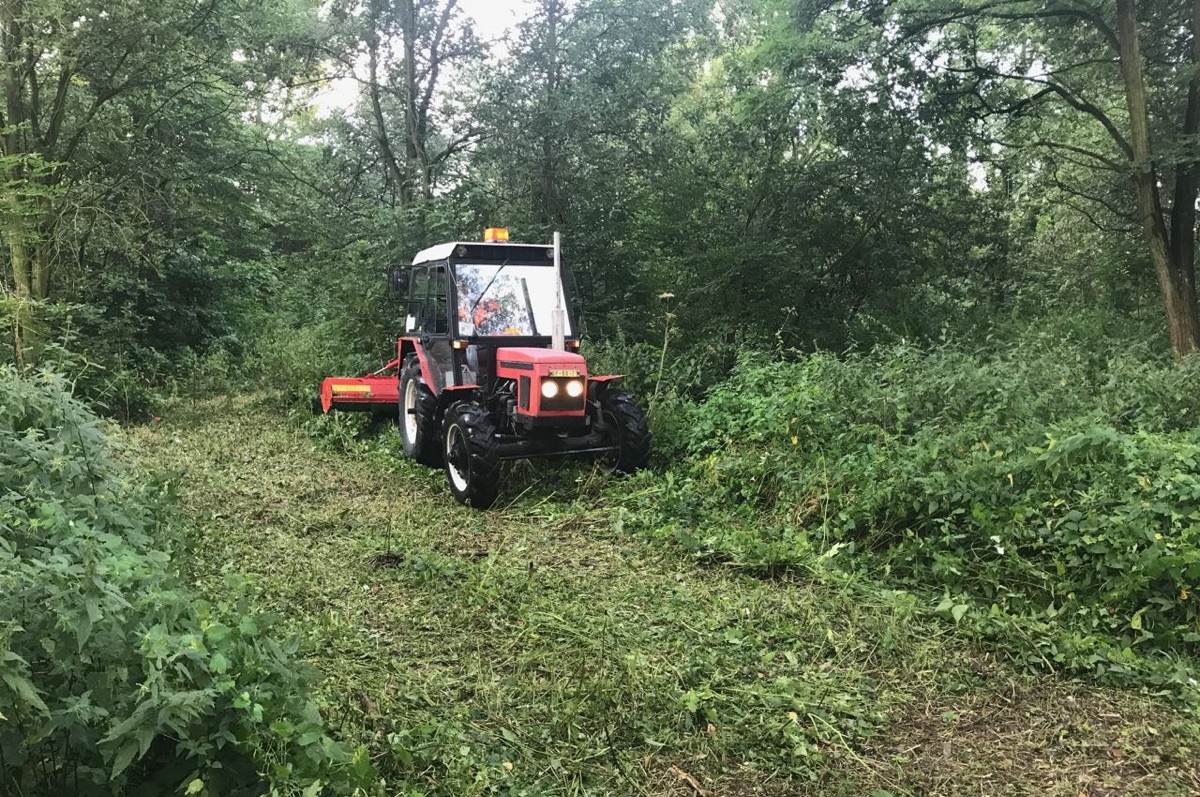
left=0, top=298, right=179, bottom=421
left=0, top=368, right=365, bottom=795
left=623, top=337, right=1200, bottom=681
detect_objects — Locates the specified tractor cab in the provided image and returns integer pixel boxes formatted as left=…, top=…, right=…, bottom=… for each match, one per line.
left=317, top=229, right=650, bottom=509
left=394, top=231, right=579, bottom=395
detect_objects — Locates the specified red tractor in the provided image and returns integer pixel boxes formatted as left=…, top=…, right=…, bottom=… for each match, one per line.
left=315, top=229, right=651, bottom=508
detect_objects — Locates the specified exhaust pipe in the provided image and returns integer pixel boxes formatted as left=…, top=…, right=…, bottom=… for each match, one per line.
left=551, top=231, right=566, bottom=351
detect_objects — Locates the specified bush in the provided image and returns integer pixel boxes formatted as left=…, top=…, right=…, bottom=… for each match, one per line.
left=621, top=337, right=1200, bottom=687
left=0, top=367, right=366, bottom=795
left=0, top=298, right=169, bottom=421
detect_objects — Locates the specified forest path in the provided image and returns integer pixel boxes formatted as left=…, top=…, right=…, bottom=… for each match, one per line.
left=126, top=398, right=1200, bottom=796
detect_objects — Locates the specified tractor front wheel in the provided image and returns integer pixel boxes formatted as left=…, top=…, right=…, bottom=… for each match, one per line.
left=444, top=403, right=501, bottom=509
left=597, top=390, right=651, bottom=474
left=399, top=356, right=441, bottom=466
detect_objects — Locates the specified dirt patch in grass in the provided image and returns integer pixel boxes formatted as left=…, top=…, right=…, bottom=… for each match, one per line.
left=842, top=668, right=1200, bottom=796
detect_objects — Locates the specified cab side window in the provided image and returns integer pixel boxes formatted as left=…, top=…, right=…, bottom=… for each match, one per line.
left=407, top=266, right=429, bottom=332
left=429, top=265, right=449, bottom=334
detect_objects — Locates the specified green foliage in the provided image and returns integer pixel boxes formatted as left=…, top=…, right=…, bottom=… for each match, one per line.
left=0, top=367, right=364, bottom=795
left=0, top=298, right=171, bottom=420
left=124, top=402, right=978, bottom=794
left=130, top=392, right=1200, bottom=796
left=6, top=0, right=1180, bottom=416
left=620, top=335, right=1200, bottom=693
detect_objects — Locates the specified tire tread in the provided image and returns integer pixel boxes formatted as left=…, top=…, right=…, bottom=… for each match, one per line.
left=446, top=403, right=501, bottom=508
left=399, top=356, right=442, bottom=466
left=600, top=390, right=651, bottom=473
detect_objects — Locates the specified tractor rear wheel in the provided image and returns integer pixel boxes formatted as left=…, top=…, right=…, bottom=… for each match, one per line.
left=443, top=403, right=501, bottom=509
left=597, top=390, right=651, bottom=474
left=399, top=356, right=441, bottom=466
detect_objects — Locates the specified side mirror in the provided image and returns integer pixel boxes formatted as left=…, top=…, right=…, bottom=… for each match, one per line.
left=389, top=267, right=410, bottom=297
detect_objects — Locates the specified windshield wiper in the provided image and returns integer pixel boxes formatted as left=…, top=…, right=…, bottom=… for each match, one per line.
left=466, top=258, right=512, bottom=323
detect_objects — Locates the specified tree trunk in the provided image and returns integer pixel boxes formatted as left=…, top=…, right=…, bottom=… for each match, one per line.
left=539, top=0, right=561, bottom=226
left=1117, top=0, right=1200, bottom=356
left=367, top=0, right=406, bottom=206
left=30, top=241, right=48, bottom=298
left=1169, top=0, right=1200, bottom=295
left=399, top=0, right=424, bottom=201
left=8, top=231, right=31, bottom=297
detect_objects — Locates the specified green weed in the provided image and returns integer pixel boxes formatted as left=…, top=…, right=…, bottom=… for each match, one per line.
left=621, top=338, right=1200, bottom=697
left=0, top=368, right=363, bottom=796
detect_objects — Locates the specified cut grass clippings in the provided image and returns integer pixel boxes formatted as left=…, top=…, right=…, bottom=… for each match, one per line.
left=125, top=397, right=1200, bottom=795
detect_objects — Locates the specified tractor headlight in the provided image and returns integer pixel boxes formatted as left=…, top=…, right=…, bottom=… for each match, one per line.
left=541, top=380, right=560, bottom=399
left=565, top=379, right=584, bottom=398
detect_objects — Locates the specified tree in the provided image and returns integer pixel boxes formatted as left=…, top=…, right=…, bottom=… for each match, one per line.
left=898, top=0, right=1200, bottom=356
left=1, top=0, right=318, bottom=357
left=462, top=0, right=710, bottom=335
left=324, top=0, right=481, bottom=207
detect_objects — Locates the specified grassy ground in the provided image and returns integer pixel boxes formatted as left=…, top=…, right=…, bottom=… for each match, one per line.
left=125, top=398, right=1200, bottom=796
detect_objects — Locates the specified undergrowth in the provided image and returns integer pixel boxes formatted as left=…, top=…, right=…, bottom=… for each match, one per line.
left=0, top=367, right=369, bottom=795
left=292, top=332, right=1200, bottom=700
left=615, top=335, right=1200, bottom=699
left=134, top=398, right=1200, bottom=796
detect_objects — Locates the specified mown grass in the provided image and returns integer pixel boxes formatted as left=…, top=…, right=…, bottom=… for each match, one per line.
left=126, top=398, right=1200, bottom=795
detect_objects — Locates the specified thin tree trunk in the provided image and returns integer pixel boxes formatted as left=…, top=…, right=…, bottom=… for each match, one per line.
left=539, top=0, right=561, bottom=226
left=30, top=242, right=48, bottom=298
left=1170, top=0, right=1200, bottom=293
left=398, top=0, right=429, bottom=202
left=8, top=232, right=31, bottom=296
left=367, top=0, right=406, bottom=206
left=1117, top=0, right=1200, bottom=355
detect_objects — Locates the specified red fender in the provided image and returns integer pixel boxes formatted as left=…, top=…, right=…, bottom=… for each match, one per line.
left=398, top=337, right=437, bottom=394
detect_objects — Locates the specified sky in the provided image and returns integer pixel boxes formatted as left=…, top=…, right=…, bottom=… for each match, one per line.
left=312, top=0, right=536, bottom=116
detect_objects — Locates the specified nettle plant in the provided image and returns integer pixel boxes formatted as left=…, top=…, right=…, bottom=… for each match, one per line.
left=634, top=339, right=1200, bottom=667
left=0, top=368, right=367, bottom=795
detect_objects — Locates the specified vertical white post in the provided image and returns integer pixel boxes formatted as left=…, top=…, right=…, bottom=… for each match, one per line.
left=551, top=231, right=565, bottom=351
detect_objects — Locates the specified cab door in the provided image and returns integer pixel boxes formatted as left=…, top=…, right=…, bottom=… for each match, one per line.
left=411, top=261, right=453, bottom=392
left=405, top=265, right=429, bottom=335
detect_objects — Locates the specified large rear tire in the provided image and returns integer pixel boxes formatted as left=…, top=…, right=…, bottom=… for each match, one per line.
left=443, top=403, right=501, bottom=509
left=398, top=356, right=441, bottom=466
left=597, top=390, right=651, bottom=474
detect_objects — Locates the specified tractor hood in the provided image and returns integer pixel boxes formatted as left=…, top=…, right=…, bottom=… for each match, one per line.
left=495, top=347, right=586, bottom=369
left=495, top=348, right=588, bottom=418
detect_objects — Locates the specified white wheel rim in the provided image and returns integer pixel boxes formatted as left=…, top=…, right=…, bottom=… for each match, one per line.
left=403, top=379, right=418, bottom=441
left=446, top=426, right=469, bottom=491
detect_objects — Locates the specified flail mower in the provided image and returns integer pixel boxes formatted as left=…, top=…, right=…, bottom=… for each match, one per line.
left=315, top=229, right=651, bottom=508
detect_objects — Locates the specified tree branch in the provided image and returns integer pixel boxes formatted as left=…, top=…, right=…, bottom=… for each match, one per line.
left=956, top=63, right=1133, bottom=159
left=1048, top=168, right=1131, bottom=220
left=903, top=0, right=1120, bottom=52
left=1059, top=197, right=1137, bottom=233
left=419, top=0, right=458, bottom=128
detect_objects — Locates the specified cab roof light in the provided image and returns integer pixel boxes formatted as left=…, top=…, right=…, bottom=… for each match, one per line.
left=483, top=227, right=510, bottom=242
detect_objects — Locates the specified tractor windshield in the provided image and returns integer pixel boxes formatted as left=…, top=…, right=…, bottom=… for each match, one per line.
left=454, top=263, right=571, bottom=337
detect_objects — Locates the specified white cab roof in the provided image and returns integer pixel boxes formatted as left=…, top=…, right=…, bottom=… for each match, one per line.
left=411, top=241, right=552, bottom=265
